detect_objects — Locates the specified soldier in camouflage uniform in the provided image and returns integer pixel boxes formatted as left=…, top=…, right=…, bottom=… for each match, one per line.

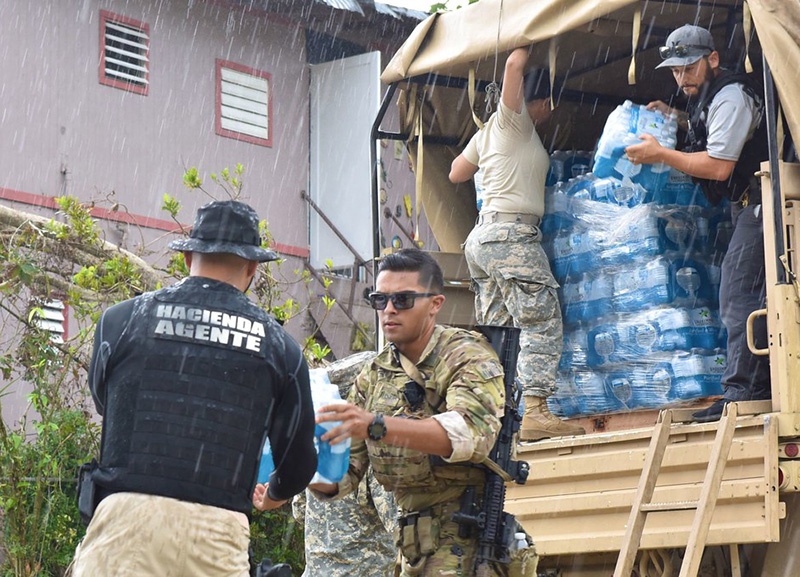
left=310, top=249, right=536, bottom=576
left=294, top=352, right=397, bottom=577
left=450, top=47, right=585, bottom=441
left=295, top=470, right=396, bottom=577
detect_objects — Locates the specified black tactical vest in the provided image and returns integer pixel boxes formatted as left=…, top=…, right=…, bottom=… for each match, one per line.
left=93, top=278, right=285, bottom=515
left=685, top=70, right=767, bottom=205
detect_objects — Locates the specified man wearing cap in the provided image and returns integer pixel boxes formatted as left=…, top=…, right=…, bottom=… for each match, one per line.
left=68, top=200, right=317, bottom=576
left=449, top=46, right=585, bottom=441
left=625, top=24, right=770, bottom=422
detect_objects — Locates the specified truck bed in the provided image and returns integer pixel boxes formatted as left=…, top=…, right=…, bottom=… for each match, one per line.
left=508, top=402, right=780, bottom=560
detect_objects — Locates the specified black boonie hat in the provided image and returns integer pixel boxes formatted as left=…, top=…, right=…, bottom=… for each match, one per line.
left=168, top=200, right=279, bottom=262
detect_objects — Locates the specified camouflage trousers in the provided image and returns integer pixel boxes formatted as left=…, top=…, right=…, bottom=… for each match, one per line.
left=464, top=221, right=563, bottom=397
left=395, top=500, right=538, bottom=577
left=396, top=501, right=491, bottom=577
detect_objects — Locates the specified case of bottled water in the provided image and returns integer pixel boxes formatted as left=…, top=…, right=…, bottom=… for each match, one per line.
left=549, top=226, right=601, bottom=278
left=611, top=256, right=673, bottom=312
left=542, top=132, right=732, bottom=417
left=653, top=168, right=709, bottom=207
left=603, top=359, right=673, bottom=410
left=310, top=369, right=351, bottom=484
left=548, top=372, right=584, bottom=417
left=586, top=307, right=708, bottom=367
left=559, top=326, right=589, bottom=373
left=575, top=370, right=624, bottom=414
left=593, top=100, right=678, bottom=194
left=560, top=273, right=614, bottom=324
left=668, top=350, right=726, bottom=401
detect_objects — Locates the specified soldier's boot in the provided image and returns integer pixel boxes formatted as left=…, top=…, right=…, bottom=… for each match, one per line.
left=520, top=395, right=585, bottom=441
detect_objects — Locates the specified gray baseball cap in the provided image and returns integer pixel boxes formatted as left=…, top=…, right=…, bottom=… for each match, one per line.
left=656, top=24, right=715, bottom=69
left=168, top=200, right=279, bottom=262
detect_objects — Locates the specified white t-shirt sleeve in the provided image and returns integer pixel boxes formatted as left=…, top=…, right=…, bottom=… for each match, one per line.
left=705, top=84, right=760, bottom=161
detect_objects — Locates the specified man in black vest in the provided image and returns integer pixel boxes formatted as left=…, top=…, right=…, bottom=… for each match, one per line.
left=625, top=24, right=770, bottom=422
left=68, top=200, right=317, bottom=576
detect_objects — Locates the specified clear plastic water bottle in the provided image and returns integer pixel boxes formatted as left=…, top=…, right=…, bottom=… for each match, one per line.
left=474, top=168, right=485, bottom=211
left=688, top=307, right=722, bottom=349
left=547, top=150, right=569, bottom=185
left=611, top=255, right=671, bottom=313
left=310, top=369, right=351, bottom=484
left=586, top=319, right=621, bottom=367
left=257, top=439, right=274, bottom=484
left=560, top=273, right=614, bottom=324
left=550, top=226, right=599, bottom=278
left=513, top=532, right=529, bottom=552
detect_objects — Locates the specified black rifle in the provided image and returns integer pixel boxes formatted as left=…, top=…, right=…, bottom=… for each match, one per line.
left=253, top=559, right=292, bottom=577
left=452, top=325, right=530, bottom=574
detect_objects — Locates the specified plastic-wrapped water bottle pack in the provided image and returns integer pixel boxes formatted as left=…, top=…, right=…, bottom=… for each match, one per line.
left=541, top=108, right=732, bottom=417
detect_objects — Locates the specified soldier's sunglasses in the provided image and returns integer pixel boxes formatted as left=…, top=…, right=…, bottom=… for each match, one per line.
left=658, top=44, right=712, bottom=60
left=367, top=291, right=439, bottom=310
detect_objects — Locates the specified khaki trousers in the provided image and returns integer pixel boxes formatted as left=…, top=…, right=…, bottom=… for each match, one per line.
left=68, top=492, right=251, bottom=577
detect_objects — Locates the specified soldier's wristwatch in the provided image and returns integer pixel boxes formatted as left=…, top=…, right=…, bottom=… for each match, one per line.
left=367, top=413, right=387, bottom=441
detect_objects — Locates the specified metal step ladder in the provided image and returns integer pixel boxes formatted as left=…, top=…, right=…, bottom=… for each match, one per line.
left=613, top=403, right=739, bottom=577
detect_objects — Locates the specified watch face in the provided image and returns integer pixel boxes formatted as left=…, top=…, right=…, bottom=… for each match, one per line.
left=368, top=415, right=386, bottom=441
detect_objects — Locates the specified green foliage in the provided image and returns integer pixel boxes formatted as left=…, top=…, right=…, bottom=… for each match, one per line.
left=249, top=510, right=305, bottom=574
left=430, top=0, right=479, bottom=12
left=0, top=195, right=140, bottom=576
left=54, top=196, right=100, bottom=247
left=303, top=338, right=332, bottom=362
left=0, top=326, right=100, bottom=577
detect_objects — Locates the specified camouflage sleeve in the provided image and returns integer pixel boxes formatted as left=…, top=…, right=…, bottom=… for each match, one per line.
left=438, top=333, right=505, bottom=464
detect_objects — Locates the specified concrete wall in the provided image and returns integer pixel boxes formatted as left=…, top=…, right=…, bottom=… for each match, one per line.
left=0, top=0, right=428, bottom=429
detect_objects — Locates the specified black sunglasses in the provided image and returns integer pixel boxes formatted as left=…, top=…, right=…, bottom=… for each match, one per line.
left=658, top=44, right=712, bottom=60
left=367, top=291, right=439, bottom=311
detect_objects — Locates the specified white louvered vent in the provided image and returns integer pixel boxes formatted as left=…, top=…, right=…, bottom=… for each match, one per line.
left=32, top=300, right=66, bottom=344
left=217, top=61, right=271, bottom=145
left=100, top=11, right=149, bottom=94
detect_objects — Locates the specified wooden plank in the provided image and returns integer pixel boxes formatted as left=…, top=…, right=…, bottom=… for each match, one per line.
left=680, top=403, right=738, bottom=576
left=614, top=411, right=672, bottom=577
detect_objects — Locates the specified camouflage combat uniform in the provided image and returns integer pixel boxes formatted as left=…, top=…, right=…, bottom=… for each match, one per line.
left=295, top=471, right=396, bottom=577
left=463, top=222, right=562, bottom=397
left=462, top=99, right=563, bottom=398
left=296, top=352, right=397, bottom=577
left=320, top=325, right=510, bottom=576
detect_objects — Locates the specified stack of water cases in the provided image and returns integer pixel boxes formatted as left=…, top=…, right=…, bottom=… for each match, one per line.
left=541, top=102, right=733, bottom=417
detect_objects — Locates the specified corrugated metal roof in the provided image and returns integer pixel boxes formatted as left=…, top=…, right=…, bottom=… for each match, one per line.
left=223, top=0, right=426, bottom=20
left=374, top=1, right=428, bottom=19
left=319, top=0, right=365, bottom=16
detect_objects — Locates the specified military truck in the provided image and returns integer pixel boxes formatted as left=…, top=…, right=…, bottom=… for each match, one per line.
left=372, top=1, right=800, bottom=575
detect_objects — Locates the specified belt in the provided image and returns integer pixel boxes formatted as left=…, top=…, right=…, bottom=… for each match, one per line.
left=476, top=212, right=541, bottom=226
left=734, top=190, right=761, bottom=207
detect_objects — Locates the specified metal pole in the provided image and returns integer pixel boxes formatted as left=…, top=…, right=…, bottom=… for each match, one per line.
left=762, top=56, right=786, bottom=284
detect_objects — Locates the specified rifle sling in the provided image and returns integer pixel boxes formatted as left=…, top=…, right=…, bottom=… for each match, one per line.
left=396, top=348, right=512, bottom=483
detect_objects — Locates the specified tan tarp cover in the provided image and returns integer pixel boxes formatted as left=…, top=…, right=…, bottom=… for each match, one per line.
left=381, top=0, right=800, bottom=252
